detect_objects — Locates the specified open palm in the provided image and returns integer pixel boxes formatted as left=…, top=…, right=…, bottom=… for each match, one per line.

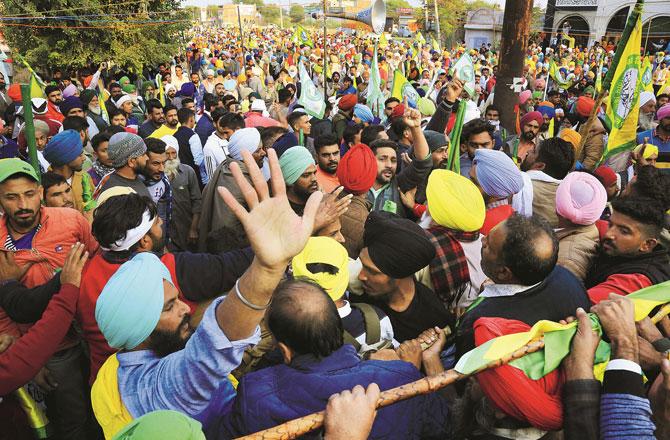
left=218, top=149, right=322, bottom=269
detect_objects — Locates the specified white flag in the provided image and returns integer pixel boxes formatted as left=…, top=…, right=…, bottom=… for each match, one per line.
left=298, top=62, right=326, bottom=119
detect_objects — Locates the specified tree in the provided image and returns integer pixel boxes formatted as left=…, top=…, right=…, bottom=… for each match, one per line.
left=416, top=0, right=497, bottom=47
left=3, top=0, right=191, bottom=72
left=260, top=5, right=282, bottom=26
left=289, top=5, right=305, bottom=24
left=386, top=0, right=414, bottom=20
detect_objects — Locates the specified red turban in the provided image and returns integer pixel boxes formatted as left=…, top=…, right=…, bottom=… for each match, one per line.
left=474, top=317, right=564, bottom=431
left=337, top=143, right=377, bottom=195
left=594, top=165, right=617, bottom=188
left=520, top=111, right=543, bottom=128
left=7, top=83, right=22, bottom=102
left=338, top=94, right=357, bottom=111
left=391, top=104, right=406, bottom=119
left=576, top=96, right=595, bottom=118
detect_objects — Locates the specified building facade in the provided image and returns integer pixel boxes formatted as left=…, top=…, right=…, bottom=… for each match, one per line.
left=463, top=8, right=504, bottom=49
left=552, top=0, right=670, bottom=49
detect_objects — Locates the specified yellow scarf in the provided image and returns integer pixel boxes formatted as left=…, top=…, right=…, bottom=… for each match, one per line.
left=91, top=354, right=133, bottom=440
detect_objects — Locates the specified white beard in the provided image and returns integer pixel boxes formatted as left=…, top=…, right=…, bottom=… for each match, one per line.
left=638, top=111, right=655, bottom=131
left=165, top=158, right=180, bottom=180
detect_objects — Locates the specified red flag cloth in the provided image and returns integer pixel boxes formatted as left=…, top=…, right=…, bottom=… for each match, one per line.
left=473, top=317, right=564, bottom=431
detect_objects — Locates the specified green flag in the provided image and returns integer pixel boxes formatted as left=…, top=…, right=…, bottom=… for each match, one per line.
left=297, top=62, right=325, bottom=119
left=367, top=41, right=385, bottom=117
left=451, top=53, right=476, bottom=98
left=293, top=25, right=314, bottom=48
left=391, top=69, right=419, bottom=108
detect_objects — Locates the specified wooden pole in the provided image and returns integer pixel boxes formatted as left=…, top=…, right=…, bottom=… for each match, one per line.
left=235, top=338, right=546, bottom=440
left=492, top=0, right=534, bottom=134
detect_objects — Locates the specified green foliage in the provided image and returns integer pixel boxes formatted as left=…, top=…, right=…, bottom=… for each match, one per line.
left=385, top=0, right=414, bottom=20
left=415, top=0, right=497, bottom=46
left=3, top=0, right=191, bottom=72
left=289, top=5, right=305, bottom=24
left=259, top=4, right=282, bottom=26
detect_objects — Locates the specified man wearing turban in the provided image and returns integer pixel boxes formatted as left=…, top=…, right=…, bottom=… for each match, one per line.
left=636, top=103, right=670, bottom=170
left=43, top=129, right=96, bottom=222
left=554, top=172, right=607, bottom=280
left=504, top=111, right=543, bottom=165
left=357, top=211, right=452, bottom=342
left=198, top=128, right=265, bottom=253
left=278, top=146, right=318, bottom=215
left=470, top=149, right=523, bottom=235
left=91, top=148, right=323, bottom=439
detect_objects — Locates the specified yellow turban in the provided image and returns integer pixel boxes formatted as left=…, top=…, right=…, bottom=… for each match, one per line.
left=426, top=170, right=485, bottom=232
left=633, top=143, right=659, bottom=161
left=291, top=237, right=349, bottom=301
left=559, top=129, right=582, bottom=150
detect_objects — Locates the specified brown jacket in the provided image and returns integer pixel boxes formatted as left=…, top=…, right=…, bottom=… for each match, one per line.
left=556, top=224, right=600, bottom=281
left=577, top=119, right=605, bottom=171
left=532, top=179, right=560, bottom=228
left=340, top=194, right=372, bottom=259
left=198, top=159, right=251, bottom=253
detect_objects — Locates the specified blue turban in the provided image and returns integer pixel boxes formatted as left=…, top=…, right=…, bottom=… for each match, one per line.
left=95, top=253, right=173, bottom=350
left=271, top=132, right=299, bottom=158
left=43, top=129, right=83, bottom=166
left=59, top=96, right=84, bottom=116
left=228, top=128, right=261, bottom=161
left=278, top=146, right=315, bottom=185
left=536, top=104, right=556, bottom=119
left=179, top=82, right=195, bottom=97
left=473, top=149, right=524, bottom=199
left=353, top=104, right=374, bottom=123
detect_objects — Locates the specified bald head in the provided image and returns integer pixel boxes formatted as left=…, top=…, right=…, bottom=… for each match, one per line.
left=482, top=214, right=558, bottom=285
left=267, top=279, right=343, bottom=358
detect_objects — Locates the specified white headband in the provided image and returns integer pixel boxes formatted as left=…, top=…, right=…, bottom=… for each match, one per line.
left=101, top=210, right=155, bottom=252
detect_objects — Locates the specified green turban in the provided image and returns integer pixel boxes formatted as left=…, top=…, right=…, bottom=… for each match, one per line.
left=112, top=410, right=205, bottom=440
left=278, top=146, right=315, bottom=186
left=122, top=84, right=137, bottom=94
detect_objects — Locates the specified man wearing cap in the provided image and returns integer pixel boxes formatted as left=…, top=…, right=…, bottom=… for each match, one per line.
left=114, top=94, right=139, bottom=127
left=637, top=103, right=670, bottom=171
left=198, top=127, right=265, bottom=253
left=358, top=211, right=451, bottom=342
left=333, top=94, right=357, bottom=141
left=245, top=99, right=280, bottom=128
left=43, top=129, right=96, bottom=222
left=0, top=157, right=99, bottom=439
left=90, top=149, right=322, bottom=438
left=94, top=132, right=151, bottom=199
left=162, top=136, right=201, bottom=252
left=503, top=111, right=543, bottom=165
left=278, top=145, right=319, bottom=216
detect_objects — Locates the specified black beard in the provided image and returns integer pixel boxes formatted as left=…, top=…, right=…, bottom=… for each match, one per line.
left=149, top=315, right=192, bottom=357
left=522, top=130, right=536, bottom=141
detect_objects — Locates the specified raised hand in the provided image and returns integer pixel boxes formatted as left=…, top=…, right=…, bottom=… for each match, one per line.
left=403, top=108, right=423, bottom=129
left=218, top=148, right=323, bottom=271
left=60, top=243, right=89, bottom=288
left=313, top=187, right=352, bottom=232
left=444, top=75, right=465, bottom=103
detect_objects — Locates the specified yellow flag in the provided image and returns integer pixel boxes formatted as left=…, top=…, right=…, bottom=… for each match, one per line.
left=29, top=74, right=45, bottom=99
left=416, top=31, right=426, bottom=45
left=432, top=37, right=440, bottom=52
left=657, top=73, right=670, bottom=97
left=379, top=32, right=388, bottom=49
left=603, top=13, right=642, bottom=159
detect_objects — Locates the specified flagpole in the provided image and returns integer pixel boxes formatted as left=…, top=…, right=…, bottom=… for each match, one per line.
left=237, top=4, right=246, bottom=54
left=235, top=338, right=546, bottom=440
left=323, top=0, right=328, bottom=102
left=20, top=84, right=41, bottom=181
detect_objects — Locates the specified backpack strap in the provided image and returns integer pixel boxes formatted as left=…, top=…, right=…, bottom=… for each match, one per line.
left=351, top=303, right=382, bottom=346
left=342, top=330, right=361, bottom=352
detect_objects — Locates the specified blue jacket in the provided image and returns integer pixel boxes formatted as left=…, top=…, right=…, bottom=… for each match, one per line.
left=195, top=112, right=215, bottom=147
left=211, top=345, right=452, bottom=439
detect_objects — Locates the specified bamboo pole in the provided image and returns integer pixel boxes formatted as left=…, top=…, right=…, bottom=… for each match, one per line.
left=235, top=338, right=546, bottom=440
left=651, top=304, right=670, bottom=324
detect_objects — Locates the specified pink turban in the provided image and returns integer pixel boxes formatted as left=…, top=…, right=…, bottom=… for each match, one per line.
left=520, top=111, right=543, bottom=128
left=519, top=90, right=532, bottom=105
left=555, top=172, right=607, bottom=225
left=658, top=103, right=670, bottom=121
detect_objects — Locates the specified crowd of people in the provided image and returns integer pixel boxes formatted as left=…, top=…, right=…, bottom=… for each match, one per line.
left=1, top=23, right=670, bottom=440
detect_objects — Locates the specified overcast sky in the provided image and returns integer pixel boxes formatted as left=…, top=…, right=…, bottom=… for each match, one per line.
left=183, top=0, right=548, bottom=9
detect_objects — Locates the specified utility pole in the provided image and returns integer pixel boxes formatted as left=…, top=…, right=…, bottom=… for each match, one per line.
left=424, top=0, right=429, bottom=33
left=237, top=3, right=245, bottom=53
left=323, top=0, right=328, bottom=101
left=433, top=0, right=440, bottom=44
left=279, top=3, right=284, bottom=28
left=493, top=0, right=533, bottom=134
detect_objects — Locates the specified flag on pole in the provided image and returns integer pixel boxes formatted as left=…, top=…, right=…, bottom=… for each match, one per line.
left=97, top=79, right=110, bottom=124
left=391, top=69, right=420, bottom=108
left=297, top=62, right=326, bottom=119
left=658, top=75, right=670, bottom=97
left=451, top=53, right=476, bottom=98
left=379, top=32, right=389, bottom=49
left=446, top=103, right=466, bottom=173
left=602, top=10, right=643, bottom=159
left=293, top=25, right=314, bottom=48
left=156, top=74, right=166, bottom=107
left=640, top=56, right=654, bottom=93
left=416, top=31, right=426, bottom=45
left=432, top=37, right=440, bottom=52
left=367, top=41, right=385, bottom=117
left=549, top=59, right=574, bottom=90
left=456, top=279, right=670, bottom=378
left=15, top=54, right=45, bottom=99
left=594, top=58, right=604, bottom=94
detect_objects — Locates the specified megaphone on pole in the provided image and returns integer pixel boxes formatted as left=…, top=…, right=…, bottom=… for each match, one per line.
left=311, top=0, right=386, bottom=35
